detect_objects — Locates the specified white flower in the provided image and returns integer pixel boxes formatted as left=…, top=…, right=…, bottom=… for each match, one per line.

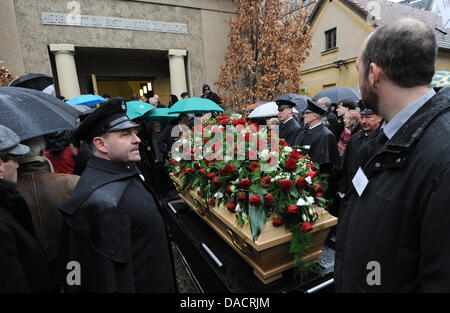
left=284, top=146, right=293, bottom=153
left=259, top=149, right=269, bottom=160
left=306, top=196, right=315, bottom=205
left=235, top=204, right=241, bottom=212
left=297, top=198, right=308, bottom=206
left=175, top=157, right=182, bottom=162
left=214, top=192, right=223, bottom=199
left=305, top=176, right=312, bottom=184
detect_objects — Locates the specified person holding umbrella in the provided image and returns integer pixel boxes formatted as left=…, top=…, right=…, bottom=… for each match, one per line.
left=56, top=97, right=176, bottom=292
left=0, top=125, right=53, bottom=292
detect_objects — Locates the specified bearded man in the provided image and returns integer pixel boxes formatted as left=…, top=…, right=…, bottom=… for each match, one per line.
left=334, top=18, right=450, bottom=292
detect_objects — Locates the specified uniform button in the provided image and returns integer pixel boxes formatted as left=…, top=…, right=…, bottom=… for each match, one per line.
left=396, top=158, right=402, bottom=163
left=375, top=162, right=381, bottom=168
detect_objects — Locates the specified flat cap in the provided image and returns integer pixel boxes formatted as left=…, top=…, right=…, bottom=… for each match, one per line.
left=276, top=99, right=296, bottom=110
left=0, top=124, right=30, bottom=156
left=360, top=108, right=377, bottom=115
left=304, top=99, right=327, bottom=115
left=71, top=97, right=139, bottom=143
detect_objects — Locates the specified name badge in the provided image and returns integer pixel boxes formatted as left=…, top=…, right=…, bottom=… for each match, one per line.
left=352, top=167, right=369, bottom=197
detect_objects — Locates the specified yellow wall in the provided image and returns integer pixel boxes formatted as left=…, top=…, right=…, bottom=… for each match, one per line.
left=301, top=0, right=450, bottom=98
left=436, top=51, right=450, bottom=72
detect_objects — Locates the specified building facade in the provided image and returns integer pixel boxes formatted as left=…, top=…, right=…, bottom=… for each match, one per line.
left=301, top=0, right=450, bottom=99
left=0, top=0, right=235, bottom=104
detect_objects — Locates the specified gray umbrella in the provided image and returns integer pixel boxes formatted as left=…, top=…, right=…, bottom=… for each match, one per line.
left=313, top=86, right=361, bottom=103
left=9, top=73, right=53, bottom=92
left=0, top=87, right=81, bottom=141
left=275, top=94, right=311, bottom=112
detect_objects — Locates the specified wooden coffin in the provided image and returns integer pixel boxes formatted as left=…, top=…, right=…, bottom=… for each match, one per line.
left=172, top=178, right=338, bottom=284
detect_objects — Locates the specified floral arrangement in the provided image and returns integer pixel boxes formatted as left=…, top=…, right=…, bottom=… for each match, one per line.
left=167, top=113, right=328, bottom=278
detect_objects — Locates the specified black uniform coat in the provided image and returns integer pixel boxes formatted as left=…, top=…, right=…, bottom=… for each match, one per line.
left=335, top=87, right=450, bottom=292
left=295, top=123, right=340, bottom=168
left=57, top=156, right=176, bottom=292
left=0, top=180, right=53, bottom=292
left=279, top=117, right=303, bottom=147
left=338, top=127, right=380, bottom=196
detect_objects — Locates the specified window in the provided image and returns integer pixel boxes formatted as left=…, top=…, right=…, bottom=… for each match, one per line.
left=324, top=28, right=337, bottom=51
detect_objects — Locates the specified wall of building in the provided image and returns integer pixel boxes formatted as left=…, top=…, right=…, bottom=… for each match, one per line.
left=1, top=0, right=235, bottom=98
left=301, top=0, right=374, bottom=97
left=436, top=50, right=450, bottom=72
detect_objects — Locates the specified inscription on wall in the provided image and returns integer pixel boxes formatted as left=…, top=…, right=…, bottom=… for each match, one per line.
left=42, top=13, right=188, bottom=35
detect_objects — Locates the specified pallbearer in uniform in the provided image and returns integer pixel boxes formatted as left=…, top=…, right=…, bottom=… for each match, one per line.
left=338, top=107, right=382, bottom=216
left=295, top=100, right=340, bottom=170
left=276, top=99, right=303, bottom=146
left=295, top=100, right=340, bottom=200
left=56, top=98, right=176, bottom=292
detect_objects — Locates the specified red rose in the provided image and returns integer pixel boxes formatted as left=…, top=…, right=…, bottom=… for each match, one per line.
left=307, top=170, right=317, bottom=179
left=287, top=205, right=298, bottom=214
left=257, top=140, right=266, bottom=151
left=247, top=149, right=258, bottom=160
left=266, top=155, right=278, bottom=166
left=239, top=179, right=252, bottom=190
left=316, top=192, right=323, bottom=198
left=198, top=169, right=205, bottom=175
left=212, top=177, right=220, bottom=187
left=295, top=177, right=307, bottom=190
left=280, top=180, right=293, bottom=191
left=290, top=149, right=301, bottom=160
left=238, top=118, right=246, bottom=125
left=232, top=119, right=239, bottom=126
left=227, top=203, right=237, bottom=213
left=225, top=186, right=233, bottom=195
left=285, top=157, right=298, bottom=171
left=238, top=192, right=246, bottom=202
left=173, top=171, right=179, bottom=176
left=212, top=142, right=222, bottom=152
left=301, top=222, right=313, bottom=233
left=206, top=173, right=215, bottom=180
left=307, top=163, right=315, bottom=170
left=236, top=124, right=245, bottom=132
left=280, top=139, right=288, bottom=147
left=259, top=177, right=272, bottom=188
left=219, top=119, right=230, bottom=126
left=169, top=159, right=177, bottom=165
left=272, top=217, right=283, bottom=227
left=249, top=161, right=259, bottom=172
left=264, top=194, right=274, bottom=205
left=187, top=184, right=192, bottom=189
left=189, top=168, right=196, bottom=174
left=207, top=198, right=215, bottom=207
left=313, top=184, right=323, bottom=192
left=249, top=195, right=262, bottom=206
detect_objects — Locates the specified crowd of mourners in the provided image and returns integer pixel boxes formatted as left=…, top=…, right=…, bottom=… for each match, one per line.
left=0, top=18, right=449, bottom=293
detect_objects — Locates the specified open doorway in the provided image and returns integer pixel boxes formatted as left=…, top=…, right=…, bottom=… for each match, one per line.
left=75, top=47, right=171, bottom=105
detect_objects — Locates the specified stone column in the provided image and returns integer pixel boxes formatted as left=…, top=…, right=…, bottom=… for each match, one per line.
left=168, top=49, right=187, bottom=99
left=49, top=44, right=80, bottom=99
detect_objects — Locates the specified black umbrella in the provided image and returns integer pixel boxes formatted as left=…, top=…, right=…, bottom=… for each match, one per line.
left=0, top=87, right=80, bottom=141
left=275, top=94, right=311, bottom=112
left=312, top=86, right=361, bottom=103
left=10, top=73, right=53, bottom=92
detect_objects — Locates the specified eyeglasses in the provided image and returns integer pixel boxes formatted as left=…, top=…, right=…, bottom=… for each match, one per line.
left=204, top=88, right=210, bottom=91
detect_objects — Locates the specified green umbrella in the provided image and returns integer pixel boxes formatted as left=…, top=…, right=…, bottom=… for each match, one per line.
left=144, top=108, right=179, bottom=126
left=167, top=97, right=224, bottom=114
left=431, top=71, right=450, bottom=88
left=126, top=100, right=156, bottom=120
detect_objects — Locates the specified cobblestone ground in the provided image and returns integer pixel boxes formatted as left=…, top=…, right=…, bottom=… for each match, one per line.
left=171, top=242, right=198, bottom=293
